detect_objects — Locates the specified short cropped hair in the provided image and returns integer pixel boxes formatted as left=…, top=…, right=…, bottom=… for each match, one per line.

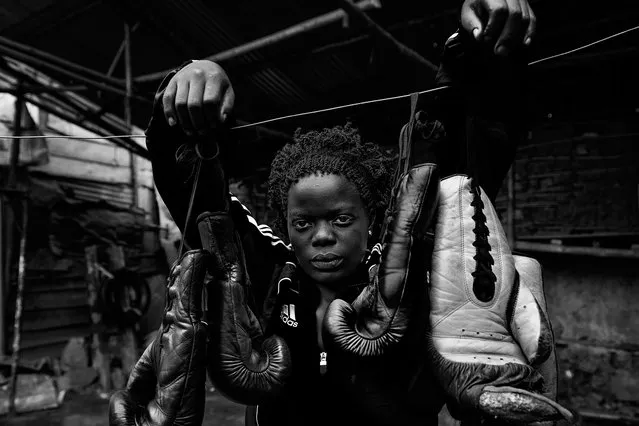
left=267, top=123, right=395, bottom=237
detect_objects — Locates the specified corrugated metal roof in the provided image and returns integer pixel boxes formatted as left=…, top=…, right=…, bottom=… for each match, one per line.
left=0, top=0, right=637, bottom=134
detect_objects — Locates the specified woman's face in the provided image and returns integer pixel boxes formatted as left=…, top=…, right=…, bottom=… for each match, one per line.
left=287, top=173, right=369, bottom=287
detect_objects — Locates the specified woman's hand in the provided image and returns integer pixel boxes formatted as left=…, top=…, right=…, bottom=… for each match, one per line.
left=162, top=60, right=235, bottom=136
left=460, top=0, right=536, bottom=56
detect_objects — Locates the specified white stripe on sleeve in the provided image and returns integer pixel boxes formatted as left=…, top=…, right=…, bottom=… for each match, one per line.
left=230, top=195, right=291, bottom=250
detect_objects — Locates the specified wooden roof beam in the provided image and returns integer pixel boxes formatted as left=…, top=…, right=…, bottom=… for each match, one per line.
left=135, top=0, right=383, bottom=83
left=0, top=39, right=150, bottom=105
left=0, top=36, right=126, bottom=88
left=335, top=0, right=438, bottom=73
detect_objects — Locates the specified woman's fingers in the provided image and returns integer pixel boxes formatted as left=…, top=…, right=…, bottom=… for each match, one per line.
left=174, top=79, right=194, bottom=135
left=161, top=60, right=234, bottom=134
left=187, top=75, right=206, bottom=134
left=460, top=0, right=537, bottom=54
left=202, top=76, right=226, bottom=128
left=523, top=0, right=537, bottom=46
left=482, top=0, right=509, bottom=45
left=494, top=0, right=524, bottom=55
left=162, top=78, right=178, bottom=127
left=220, top=84, right=235, bottom=124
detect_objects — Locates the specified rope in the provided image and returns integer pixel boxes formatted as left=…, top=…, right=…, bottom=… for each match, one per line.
left=527, top=24, right=639, bottom=66
left=0, top=24, right=636, bottom=142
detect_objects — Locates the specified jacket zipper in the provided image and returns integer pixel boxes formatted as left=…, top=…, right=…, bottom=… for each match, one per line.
left=319, top=351, right=327, bottom=375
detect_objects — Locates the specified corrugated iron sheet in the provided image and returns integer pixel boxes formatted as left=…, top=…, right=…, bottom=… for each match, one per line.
left=54, top=177, right=134, bottom=210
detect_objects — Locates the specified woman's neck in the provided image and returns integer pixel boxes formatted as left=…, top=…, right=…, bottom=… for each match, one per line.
left=315, top=284, right=337, bottom=352
left=316, top=284, right=338, bottom=309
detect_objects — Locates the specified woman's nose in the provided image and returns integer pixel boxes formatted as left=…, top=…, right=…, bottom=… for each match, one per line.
left=312, top=222, right=336, bottom=246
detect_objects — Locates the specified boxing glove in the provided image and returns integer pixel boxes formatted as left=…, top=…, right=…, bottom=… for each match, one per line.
left=427, top=175, right=573, bottom=423
left=198, top=211, right=293, bottom=405
left=109, top=250, right=209, bottom=426
left=323, top=162, right=439, bottom=358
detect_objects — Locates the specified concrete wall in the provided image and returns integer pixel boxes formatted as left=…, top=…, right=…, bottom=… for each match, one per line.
left=533, top=250, right=639, bottom=420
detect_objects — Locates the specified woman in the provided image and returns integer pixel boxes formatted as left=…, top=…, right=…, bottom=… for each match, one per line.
left=110, top=1, right=543, bottom=425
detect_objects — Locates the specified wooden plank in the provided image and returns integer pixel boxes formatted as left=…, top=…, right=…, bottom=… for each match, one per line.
left=65, top=188, right=133, bottom=208
left=21, top=307, right=90, bottom=331
left=515, top=241, right=639, bottom=259
left=23, top=290, right=88, bottom=311
left=44, top=112, right=107, bottom=142
left=519, top=231, right=639, bottom=241
left=44, top=138, right=131, bottom=167
left=52, top=179, right=133, bottom=194
left=24, top=280, right=86, bottom=293
left=19, top=342, right=67, bottom=362
left=20, top=325, right=91, bottom=350
left=24, top=155, right=131, bottom=184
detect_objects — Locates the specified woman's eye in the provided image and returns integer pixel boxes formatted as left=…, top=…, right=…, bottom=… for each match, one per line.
left=292, top=220, right=311, bottom=231
left=334, top=215, right=354, bottom=226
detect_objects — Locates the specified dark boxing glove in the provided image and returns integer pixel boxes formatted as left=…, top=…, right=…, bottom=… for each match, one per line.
left=427, top=176, right=574, bottom=424
left=198, top=211, right=292, bottom=405
left=323, top=163, right=439, bottom=356
left=109, top=250, right=209, bottom=426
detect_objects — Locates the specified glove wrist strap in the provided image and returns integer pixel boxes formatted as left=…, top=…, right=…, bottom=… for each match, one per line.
left=177, top=141, right=223, bottom=259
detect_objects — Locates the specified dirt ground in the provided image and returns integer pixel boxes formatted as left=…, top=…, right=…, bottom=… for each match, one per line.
left=2, top=389, right=245, bottom=426
left=1, top=388, right=629, bottom=426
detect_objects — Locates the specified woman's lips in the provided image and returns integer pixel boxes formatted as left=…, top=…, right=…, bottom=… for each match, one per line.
left=310, top=256, right=343, bottom=271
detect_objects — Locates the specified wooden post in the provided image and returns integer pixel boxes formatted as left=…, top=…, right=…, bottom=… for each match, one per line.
left=7, top=86, right=22, bottom=186
left=0, top=81, right=23, bottom=359
left=124, top=22, right=138, bottom=209
left=107, top=43, right=125, bottom=78
left=3, top=85, right=23, bottom=331
left=85, top=245, right=111, bottom=394
left=8, top=198, right=28, bottom=414
left=107, top=23, right=139, bottom=77
left=106, top=245, right=137, bottom=389
left=123, top=23, right=133, bottom=131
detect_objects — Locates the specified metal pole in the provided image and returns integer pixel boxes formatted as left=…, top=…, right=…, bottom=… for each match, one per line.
left=124, top=22, right=138, bottom=209
left=8, top=197, right=28, bottom=414
left=135, top=0, right=382, bottom=83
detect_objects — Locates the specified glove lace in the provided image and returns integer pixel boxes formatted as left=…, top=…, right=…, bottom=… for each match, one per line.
left=470, top=180, right=497, bottom=302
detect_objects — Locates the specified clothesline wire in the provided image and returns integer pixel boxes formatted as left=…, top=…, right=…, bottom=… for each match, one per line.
left=1, top=24, right=637, bottom=141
